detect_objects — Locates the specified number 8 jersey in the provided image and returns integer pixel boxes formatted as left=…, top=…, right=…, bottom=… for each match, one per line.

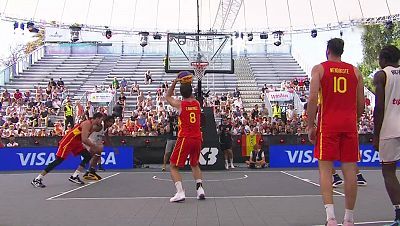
left=178, top=100, right=202, bottom=138
left=318, top=61, right=358, bottom=133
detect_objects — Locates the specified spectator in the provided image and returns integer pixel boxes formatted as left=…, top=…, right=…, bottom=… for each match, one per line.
left=6, top=135, right=19, bottom=147
left=245, top=144, right=266, bottom=168
left=10, top=112, right=19, bottom=124
left=92, top=85, right=99, bottom=93
left=233, top=87, right=241, bottom=98
left=57, top=78, right=64, bottom=89
left=144, top=70, right=153, bottom=84
left=120, top=78, right=128, bottom=92
left=39, top=107, right=49, bottom=127
left=1, top=89, right=11, bottom=103
left=13, top=89, right=23, bottom=104
left=112, top=77, right=119, bottom=90
left=75, top=101, right=84, bottom=123
left=304, top=77, right=310, bottom=90
left=119, top=94, right=127, bottom=105
left=86, top=101, right=94, bottom=119
left=286, top=104, right=297, bottom=122
left=112, top=100, right=124, bottom=119
left=251, top=104, right=259, bottom=120
left=48, top=78, right=56, bottom=89
left=64, top=100, right=74, bottom=130
left=130, top=81, right=140, bottom=95
left=272, top=102, right=282, bottom=119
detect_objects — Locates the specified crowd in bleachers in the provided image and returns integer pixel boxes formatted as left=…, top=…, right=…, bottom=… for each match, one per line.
left=0, top=74, right=374, bottom=139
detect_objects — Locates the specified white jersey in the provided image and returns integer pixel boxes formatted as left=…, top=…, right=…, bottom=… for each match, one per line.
left=380, top=66, right=400, bottom=140
left=83, top=126, right=105, bottom=149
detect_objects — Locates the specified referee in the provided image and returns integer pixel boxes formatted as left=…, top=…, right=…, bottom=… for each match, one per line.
left=162, top=112, right=178, bottom=171
left=219, top=116, right=234, bottom=170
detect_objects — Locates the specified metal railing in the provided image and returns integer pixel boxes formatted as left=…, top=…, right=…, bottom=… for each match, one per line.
left=0, top=45, right=45, bottom=86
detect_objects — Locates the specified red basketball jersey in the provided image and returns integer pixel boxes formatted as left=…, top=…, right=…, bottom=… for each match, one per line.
left=178, top=100, right=202, bottom=138
left=318, top=61, right=358, bottom=133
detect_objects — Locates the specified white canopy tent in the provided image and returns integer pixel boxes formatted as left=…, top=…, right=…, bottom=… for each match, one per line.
left=0, top=0, right=399, bottom=33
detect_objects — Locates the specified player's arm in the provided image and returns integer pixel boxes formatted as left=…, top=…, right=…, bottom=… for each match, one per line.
left=354, top=67, right=365, bottom=119
left=165, top=79, right=181, bottom=111
left=81, top=121, right=96, bottom=149
left=373, top=70, right=386, bottom=149
left=307, top=65, right=322, bottom=130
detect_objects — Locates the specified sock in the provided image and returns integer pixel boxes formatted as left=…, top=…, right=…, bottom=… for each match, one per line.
left=225, top=160, right=228, bottom=165
left=196, top=179, right=203, bottom=190
left=230, top=159, right=234, bottom=164
left=394, top=205, right=400, bottom=220
left=344, top=209, right=354, bottom=223
left=35, top=174, right=44, bottom=180
left=175, top=181, right=183, bottom=193
left=72, top=170, right=80, bottom=178
left=324, top=204, right=335, bottom=221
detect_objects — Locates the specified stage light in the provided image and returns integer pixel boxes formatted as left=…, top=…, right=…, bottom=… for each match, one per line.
left=13, top=21, right=18, bottom=30
left=34, top=140, right=39, bottom=145
left=301, top=138, right=306, bottom=144
left=139, top=31, right=149, bottom=47
left=153, top=33, right=162, bottom=40
left=121, top=139, right=126, bottom=144
left=237, top=139, right=241, bottom=144
left=247, top=33, right=253, bottom=41
left=260, top=32, right=268, bottom=39
left=369, top=138, right=373, bottom=143
left=272, top=31, right=283, bottom=46
left=145, top=139, right=150, bottom=146
left=70, top=25, right=82, bottom=42
left=259, top=138, right=264, bottom=144
left=105, top=29, right=112, bottom=39
left=279, top=138, right=285, bottom=144
left=177, top=35, right=186, bottom=45
left=311, top=29, right=317, bottom=38
left=385, top=20, right=394, bottom=30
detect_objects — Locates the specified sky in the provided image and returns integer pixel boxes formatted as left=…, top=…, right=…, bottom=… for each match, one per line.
left=0, top=0, right=398, bottom=71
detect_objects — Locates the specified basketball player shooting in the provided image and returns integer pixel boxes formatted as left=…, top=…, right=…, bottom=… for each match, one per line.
left=165, top=71, right=205, bottom=202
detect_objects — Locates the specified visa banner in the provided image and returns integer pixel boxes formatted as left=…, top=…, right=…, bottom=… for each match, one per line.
left=0, top=146, right=134, bottom=171
left=269, top=144, right=383, bottom=168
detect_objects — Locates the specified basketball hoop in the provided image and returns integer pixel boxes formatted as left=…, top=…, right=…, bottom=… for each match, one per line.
left=191, top=61, right=209, bottom=81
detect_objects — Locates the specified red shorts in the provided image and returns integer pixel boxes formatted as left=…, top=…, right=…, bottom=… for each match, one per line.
left=314, top=132, right=360, bottom=162
left=170, top=137, right=202, bottom=168
left=56, top=139, right=85, bottom=159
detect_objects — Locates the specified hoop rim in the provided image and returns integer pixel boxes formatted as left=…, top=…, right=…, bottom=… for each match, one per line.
left=190, top=61, right=209, bottom=68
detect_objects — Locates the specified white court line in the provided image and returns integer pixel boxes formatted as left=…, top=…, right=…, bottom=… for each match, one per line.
left=48, top=194, right=343, bottom=201
left=152, top=174, right=248, bottom=182
left=46, top=173, right=120, bottom=201
left=0, top=169, right=387, bottom=176
left=280, top=171, right=345, bottom=196
left=312, top=220, right=393, bottom=225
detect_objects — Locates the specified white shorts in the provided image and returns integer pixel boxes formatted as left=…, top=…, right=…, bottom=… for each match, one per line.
left=379, top=138, right=400, bottom=163
left=165, top=139, right=176, bottom=154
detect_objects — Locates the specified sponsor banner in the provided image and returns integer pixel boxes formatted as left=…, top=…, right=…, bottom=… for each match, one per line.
left=0, top=146, right=134, bottom=171
left=88, top=92, right=113, bottom=103
left=44, top=27, right=71, bottom=42
left=269, top=144, right=384, bottom=168
left=267, top=91, right=293, bottom=102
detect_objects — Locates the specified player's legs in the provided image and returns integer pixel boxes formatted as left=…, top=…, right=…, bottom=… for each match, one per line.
left=31, top=157, right=65, bottom=188
left=69, top=150, right=91, bottom=185
left=162, top=139, right=175, bottom=171
left=339, top=132, right=360, bottom=224
left=189, top=138, right=205, bottom=200
left=225, top=148, right=234, bottom=169
left=382, top=163, right=400, bottom=221
left=223, top=148, right=229, bottom=170
left=315, top=132, right=340, bottom=224
left=83, top=148, right=103, bottom=180
left=169, top=138, right=186, bottom=202
left=380, top=138, right=400, bottom=223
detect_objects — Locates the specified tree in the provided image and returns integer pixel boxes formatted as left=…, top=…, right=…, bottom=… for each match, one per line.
left=360, top=22, right=400, bottom=91
left=0, top=44, right=26, bottom=67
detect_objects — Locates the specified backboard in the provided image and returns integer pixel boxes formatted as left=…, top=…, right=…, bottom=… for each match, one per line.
left=165, top=33, right=234, bottom=75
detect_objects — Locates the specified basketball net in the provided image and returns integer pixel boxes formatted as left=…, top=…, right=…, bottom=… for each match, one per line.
left=191, top=62, right=208, bottom=81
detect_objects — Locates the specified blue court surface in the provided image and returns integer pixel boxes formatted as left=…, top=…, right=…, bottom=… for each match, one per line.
left=0, top=168, right=397, bottom=226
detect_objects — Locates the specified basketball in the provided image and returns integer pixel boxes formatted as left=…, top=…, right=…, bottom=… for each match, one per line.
left=177, top=71, right=193, bottom=84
